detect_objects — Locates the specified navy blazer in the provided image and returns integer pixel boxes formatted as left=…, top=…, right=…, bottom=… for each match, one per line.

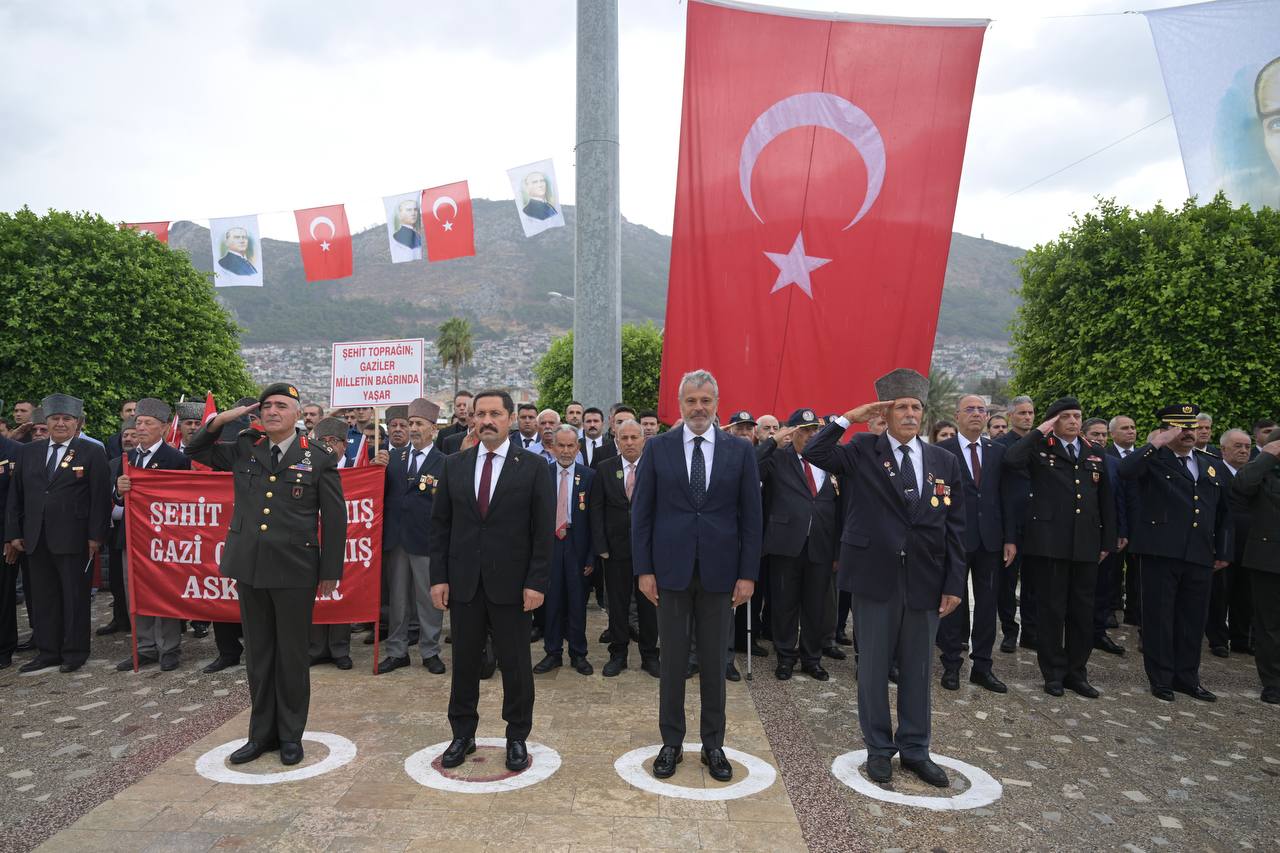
left=5, top=436, right=112, bottom=554
left=1119, top=444, right=1230, bottom=567
left=630, top=426, right=762, bottom=594
left=549, top=461, right=595, bottom=568
left=936, top=434, right=1016, bottom=554
left=383, top=444, right=446, bottom=556
left=802, top=423, right=966, bottom=610
left=0, top=436, right=20, bottom=531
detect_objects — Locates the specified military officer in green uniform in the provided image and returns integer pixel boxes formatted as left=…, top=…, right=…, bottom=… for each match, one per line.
left=186, top=383, right=345, bottom=766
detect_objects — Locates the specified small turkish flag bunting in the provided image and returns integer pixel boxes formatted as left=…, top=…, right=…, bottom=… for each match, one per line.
left=422, top=181, right=475, bottom=262
left=294, top=204, right=353, bottom=282
left=122, top=221, right=169, bottom=244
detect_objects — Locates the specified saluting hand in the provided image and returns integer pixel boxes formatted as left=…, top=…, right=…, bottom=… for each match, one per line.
left=773, top=426, right=798, bottom=447
left=212, top=402, right=259, bottom=430
left=1262, top=438, right=1280, bottom=458
left=1035, top=417, right=1059, bottom=436
left=1147, top=426, right=1178, bottom=448
left=845, top=402, right=892, bottom=424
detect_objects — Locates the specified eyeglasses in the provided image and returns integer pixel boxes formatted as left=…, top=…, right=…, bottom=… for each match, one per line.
left=961, top=406, right=988, bottom=415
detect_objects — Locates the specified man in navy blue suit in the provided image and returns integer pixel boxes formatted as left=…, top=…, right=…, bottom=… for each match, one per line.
left=802, top=368, right=965, bottom=788
left=535, top=425, right=596, bottom=676
left=935, top=394, right=1017, bottom=694
left=632, top=369, right=762, bottom=783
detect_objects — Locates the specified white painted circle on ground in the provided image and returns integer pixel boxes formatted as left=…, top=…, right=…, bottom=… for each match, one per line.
left=403, top=738, right=561, bottom=793
left=194, top=731, right=356, bottom=785
left=614, top=743, right=777, bottom=800
left=830, top=749, right=1002, bottom=810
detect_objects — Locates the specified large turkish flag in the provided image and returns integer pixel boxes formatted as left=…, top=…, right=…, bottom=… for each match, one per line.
left=658, top=1, right=986, bottom=423
left=294, top=203, right=353, bottom=282
left=422, top=181, right=475, bottom=262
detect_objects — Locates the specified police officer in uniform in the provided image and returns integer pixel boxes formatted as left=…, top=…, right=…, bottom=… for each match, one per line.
left=1232, top=427, right=1280, bottom=704
left=186, top=384, right=345, bottom=765
left=1004, top=396, right=1117, bottom=698
left=1120, top=404, right=1232, bottom=701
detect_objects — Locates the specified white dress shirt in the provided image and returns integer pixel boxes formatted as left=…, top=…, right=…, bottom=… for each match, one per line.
left=682, top=424, right=716, bottom=484
left=46, top=440, right=70, bottom=469
left=1115, top=444, right=1135, bottom=458
left=134, top=438, right=165, bottom=468
left=886, top=432, right=926, bottom=497
left=800, top=453, right=826, bottom=492
left=1052, top=434, right=1081, bottom=461
left=960, top=435, right=983, bottom=482
left=581, top=435, right=603, bottom=466
left=1174, top=451, right=1199, bottom=480
left=474, top=440, right=509, bottom=503
left=408, top=442, right=434, bottom=476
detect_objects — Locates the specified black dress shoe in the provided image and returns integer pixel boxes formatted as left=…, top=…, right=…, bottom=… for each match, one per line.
left=19, top=657, right=59, bottom=673
left=229, top=740, right=278, bottom=764
left=653, top=744, right=682, bottom=778
left=377, top=655, right=409, bottom=674
left=533, top=654, right=563, bottom=674
left=822, top=645, right=847, bottom=661
left=701, top=747, right=733, bottom=782
left=96, top=621, right=127, bottom=636
left=599, top=629, right=612, bottom=644
left=333, top=656, right=353, bottom=670
left=191, top=624, right=209, bottom=639
left=570, top=656, right=593, bottom=675
left=686, top=662, right=699, bottom=679
left=441, top=737, right=476, bottom=768
left=866, top=755, right=892, bottom=783
left=1173, top=683, right=1217, bottom=702
left=1210, top=645, right=1229, bottom=658
left=749, top=642, right=768, bottom=658
left=1044, top=682, right=1064, bottom=697
left=1261, top=687, right=1280, bottom=704
left=160, top=652, right=180, bottom=671
left=835, top=630, right=854, bottom=647
left=901, top=757, right=950, bottom=788
left=888, top=664, right=899, bottom=685
left=602, top=657, right=627, bottom=677
left=1151, top=685, right=1175, bottom=702
left=801, top=663, right=830, bottom=681
left=970, top=670, right=1008, bottom=693
left=118, top=654, right=157, bottom=671
left=506, top=739, right=529, bottom=771
left=1063, top=677, right=1099, bottom=699
left=280, top=741, right=304, bottom=766
left=423, top=655, right=446, bottom=674
left=16, top=637, right=35, bottom=652
left=775, top=662, right=793, bottom=681
left=725, top=662, right=741, bottom=682
left=59, top=661, right=84, bottom=673
left=1000, top=635, right=1017, bottom=653
left=1094, top=634, right=1125, bottom=655
left=941, top=668, right=960, bottom=690
left=641, top=658, right=661, bottom=678
left=203, top=656, right=240, bottom=674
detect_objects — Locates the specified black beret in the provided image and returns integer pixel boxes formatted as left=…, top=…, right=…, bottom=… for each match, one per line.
left=1045, top=397, right=1081, bottom=420
left=258, top=383, right=301, bottom=406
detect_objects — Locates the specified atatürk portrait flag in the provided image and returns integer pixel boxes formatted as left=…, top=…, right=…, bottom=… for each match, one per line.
left=658, top=0, right=987, bottom=423
left=294, top=204, right=353, bottom=282
left=422, top=181, right=475, bottom=262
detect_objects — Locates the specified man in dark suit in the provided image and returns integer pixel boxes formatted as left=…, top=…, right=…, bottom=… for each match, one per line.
left=1120, top=405, right=1231, bottom=702
left=5, top=394, right=111, bottom=673
left=1206, top=428, right=1255, bottom=657
left=632, top=369, right=761, bottom=783
left=430, top=389, right=554, bottom=773
left=758, top=408, right=841, bottom=681
left=113, top=398, right=192, bottom=672
left=1232, top=427, right=1280, bottom=704
left=578, top=407, right=616, bottom=469
left=534, top=425, right=596, bottom=675
left=802, top=369, right=965, bottom=788
left=1193, top=413, right=1222, bottom=458
left=1004, top=396, right=1117, bottom=699
left=590, top=418, right=658, bottom=677
left=379, top=399, right=448, bottom=675
left=436, top=391, right=472, bottom=448
left=0, top=431, right=22, bottom=668
left=1104, top=415, right=1142, bottom=635
left=186, top=383, right=346, bottom=766
left=1084, top=418, right=1130, bottom=657
left=936, top=395, right=1017, bottom=693
left=996, top=395, right=1037, bottom=653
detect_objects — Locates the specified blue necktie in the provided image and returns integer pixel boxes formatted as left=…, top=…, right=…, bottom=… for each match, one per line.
left=690, top=436, right=707, bottom=507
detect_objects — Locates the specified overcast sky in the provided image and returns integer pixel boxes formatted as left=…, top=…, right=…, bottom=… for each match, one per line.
left=0, top=0, right=1195, bottom=250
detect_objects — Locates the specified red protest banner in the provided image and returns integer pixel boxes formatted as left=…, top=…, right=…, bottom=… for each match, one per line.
left=124, top=466, right=383, bottom=624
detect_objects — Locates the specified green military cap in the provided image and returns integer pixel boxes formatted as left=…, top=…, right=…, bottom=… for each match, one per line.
left=258, top=383, right=301, bottom=406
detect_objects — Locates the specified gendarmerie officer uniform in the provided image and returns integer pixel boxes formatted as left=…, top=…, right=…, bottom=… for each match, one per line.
left=1119, top=404, right=1230, bottom=702
left=1230, top=429, right=1280, bottom=705
left=186, top=383, right=345, bottom=762
left=5, top=394, right=111, bottom=673
left=758, top=408, right=842, bottom=680
left=1003, top=396, right=1117, bottom=697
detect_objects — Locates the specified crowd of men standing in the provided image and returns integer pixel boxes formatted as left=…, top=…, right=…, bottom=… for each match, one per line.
left=2, top=374, right=1279, bottom=780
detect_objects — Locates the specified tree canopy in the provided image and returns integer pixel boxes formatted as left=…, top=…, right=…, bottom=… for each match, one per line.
left=0, top=208, right=256, bottom=437
left=436, top=316, right=475, bottom=395
left=1009, top=195, right=1280, bottom=434
left=534, top=323, right=663, bottom=414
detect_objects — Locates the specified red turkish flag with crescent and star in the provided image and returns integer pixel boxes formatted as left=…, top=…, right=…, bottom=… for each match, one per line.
left=294, top=204, right=353, bottom=282
left=658, top=0, right=987, bottom=424
left=421, top=181, right=475, bottom=262
left=122, top=221, right=169, bottom=244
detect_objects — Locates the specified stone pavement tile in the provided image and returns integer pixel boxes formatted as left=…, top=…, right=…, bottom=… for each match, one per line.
left=187, top=801, right=304, bottom=838
left=409, top=786, right=499, bottom=813
left=521, top=814, right=702, bottom=849
left=323, top=837, right=410, bottom=852
left=285, top=806, right=386, bottom=838
left=724, top=798, right=800, bottom=824
left=35, top=829, right=162, bottom=852
left=571, top=785, right=662, bottom=818
left=400, top=842, right=489, bottom=853
left=376, top=809, right=526, bottom=842
left=490, top=777, right=579, bottom=815
left=138, top=832, right=222, bottom=853
left=71, top=798, right=168, bottom=831
left=141, top=801, right=217, bottom=832
left=657, top=797, right=729, bottom=821
left=694, top=818, right=806, bottom=852
left=335, top=780, right=423, bottom=810
left=115, top=772, right=219, bottom=802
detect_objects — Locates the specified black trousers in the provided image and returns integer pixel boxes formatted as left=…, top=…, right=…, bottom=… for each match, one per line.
left=239, top=582, right=314, bottom=744
left=1027, top=555, right=1095, bottom=685
left=107, top=546, right=129, bottom=627
left=1140, top=556, right=1212, bottom=690
left=604, top=557, right=657, bottom=662
left=1251, top=570, right=1280, bottom=691
left=0, top=560, right=18, bottom=663
left=448, top=584, right=534, bottom=741
left=1206, top=564, right=1252, bottom=651
left=1094, top=550, right=1122, bottom=637
left=19, top=553, right=34, bottom=629
left=29, top=539, right=92, bottom=667
left=938, top=548, right=1000, bottom=673
left=213, top=621, right=244, bottom=660
left=657, top=569, right=730, bottom=749
left=998, top=553, right=1039, bottom=642
left=735, top=559, right=769, bottom=646
left=1123, top=553, right=1142, bottom=625
left=836, top=589, right=852, bottom=636
left=767, top=553, right=829, bottom=666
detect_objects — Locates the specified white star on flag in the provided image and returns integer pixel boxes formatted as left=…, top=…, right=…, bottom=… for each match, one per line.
left=320, top=241, right=331, bottom=252
left=764, top=232, right=830, bottom=299
left=442, top=221, right=453, bottom=232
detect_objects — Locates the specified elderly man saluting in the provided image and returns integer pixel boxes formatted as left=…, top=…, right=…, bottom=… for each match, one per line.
left=802, top=369, right=965, bottom=788
left=186, top=383, right=345, bottom=766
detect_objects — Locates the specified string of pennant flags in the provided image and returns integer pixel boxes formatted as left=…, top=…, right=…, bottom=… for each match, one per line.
left=119, top=158, right=566, bottom=287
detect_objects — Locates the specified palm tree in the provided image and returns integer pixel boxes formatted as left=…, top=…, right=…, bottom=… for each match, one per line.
left=925, top=367, right=962, bottom=436
left=436, top=317, right=474, bottom=396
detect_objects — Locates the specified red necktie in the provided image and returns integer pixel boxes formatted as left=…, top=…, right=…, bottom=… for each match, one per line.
left=802, top=459, right=818, bottom=497
left=477, top=451, right=494, bottom=518
left=968, top=442, right=982, bottom=489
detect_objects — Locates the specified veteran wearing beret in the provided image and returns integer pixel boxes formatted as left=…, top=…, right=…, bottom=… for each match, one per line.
left=186, top=383, right=345, bottom=766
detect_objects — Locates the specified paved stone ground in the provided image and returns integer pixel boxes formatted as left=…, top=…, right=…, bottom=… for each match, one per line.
left=7, top=592, right=1279, bottom=852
